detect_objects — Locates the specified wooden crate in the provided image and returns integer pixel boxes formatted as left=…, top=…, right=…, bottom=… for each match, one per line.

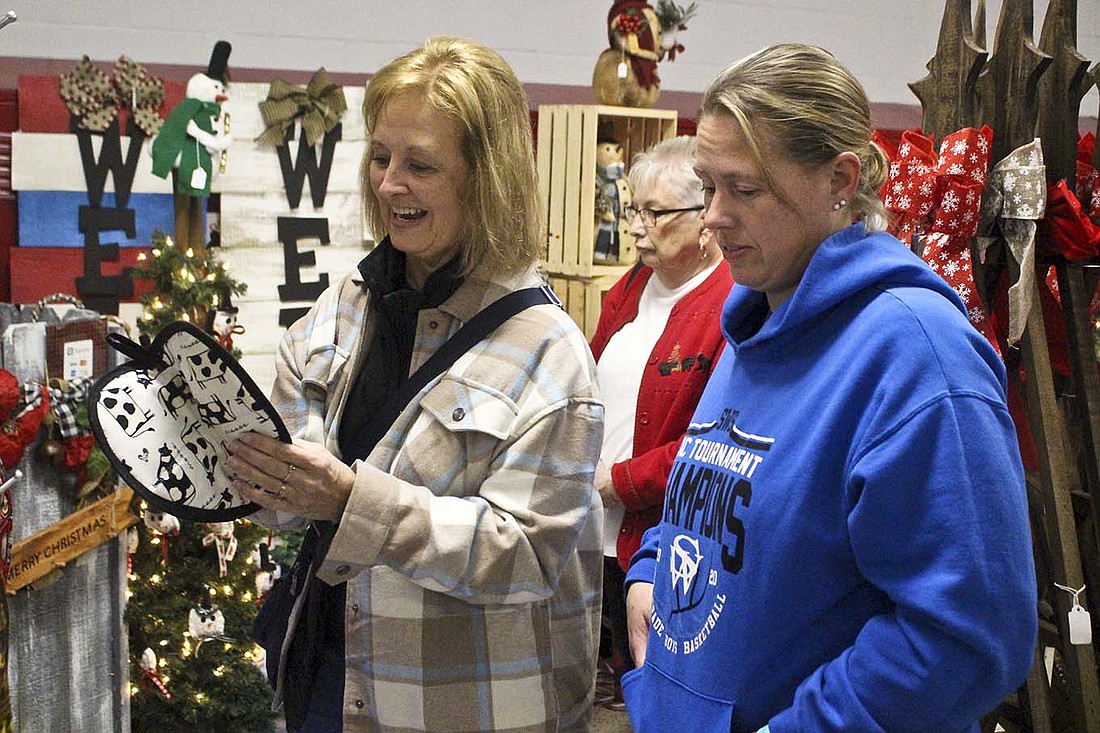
left=537, top=105, right=677, bottom=277
left=548, top=268, right=629, bottom=340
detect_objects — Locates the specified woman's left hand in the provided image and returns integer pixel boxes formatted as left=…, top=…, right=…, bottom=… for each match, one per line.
left=227, top=432, right=356, bottom=522
left=595, top=459, right=622, bottom=508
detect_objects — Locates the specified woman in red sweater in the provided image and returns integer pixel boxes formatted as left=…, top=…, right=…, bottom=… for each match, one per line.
left=589, top=136, right=733, bottom=708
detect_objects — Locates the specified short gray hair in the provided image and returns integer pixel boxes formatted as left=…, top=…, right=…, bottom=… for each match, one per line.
left=627, top=136, right=703, bottom=207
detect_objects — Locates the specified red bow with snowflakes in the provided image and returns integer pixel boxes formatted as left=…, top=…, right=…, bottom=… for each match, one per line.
left=883, top=125, right=1000, bottom=354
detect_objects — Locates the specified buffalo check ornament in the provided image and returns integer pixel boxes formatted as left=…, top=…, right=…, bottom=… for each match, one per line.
left=89, top=321, right=290, bottom=521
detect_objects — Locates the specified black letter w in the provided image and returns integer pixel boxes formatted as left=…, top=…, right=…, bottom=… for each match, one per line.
left=277, top=124, right=342, bottom=209
left=75, top=119, right=145, bottom=209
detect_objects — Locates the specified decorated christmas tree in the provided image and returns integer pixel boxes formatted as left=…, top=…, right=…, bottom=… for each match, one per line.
left=125, top=228, right=277, bottom=732
left=133, top=229, right=247, bottom=351
left=127, top=512, right=279, bottom=733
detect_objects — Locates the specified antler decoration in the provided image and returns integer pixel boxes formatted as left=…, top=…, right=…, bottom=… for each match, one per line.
left=59, top=55, right=165, bottom=136
left=255, top=68, right=347, bottom=148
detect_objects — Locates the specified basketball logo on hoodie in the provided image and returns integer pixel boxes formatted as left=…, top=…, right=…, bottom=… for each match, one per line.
left=670, top=533, right=714, bottom=614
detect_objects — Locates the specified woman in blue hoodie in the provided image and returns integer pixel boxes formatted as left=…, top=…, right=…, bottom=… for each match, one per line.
left=623, top=43, right=1037, bottom=733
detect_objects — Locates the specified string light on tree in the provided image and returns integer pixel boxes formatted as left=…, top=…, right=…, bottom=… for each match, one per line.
left=133, top=229, right=246, bottom=342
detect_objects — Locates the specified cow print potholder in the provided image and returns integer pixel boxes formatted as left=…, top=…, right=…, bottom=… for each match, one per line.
left=89, top=321, right=291, bottom=521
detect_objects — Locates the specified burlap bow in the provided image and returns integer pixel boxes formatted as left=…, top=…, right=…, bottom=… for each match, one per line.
left=255, top=68, right=347, bottom=148
left=979, top=139, right=1047, bottom=346
left=884, top=125, right=1000, bottom=353
left=59, top=55, right=165, bottom=136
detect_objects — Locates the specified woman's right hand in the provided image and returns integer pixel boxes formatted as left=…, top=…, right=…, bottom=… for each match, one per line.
left=626, top=581, right=654, bottom=666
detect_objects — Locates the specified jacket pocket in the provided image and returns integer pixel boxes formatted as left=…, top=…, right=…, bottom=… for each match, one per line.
left=621, top=662, right=734, bottom=733
left=419, top=376, right=519, bottom=440
left=396, top=378, right=520, bottom=492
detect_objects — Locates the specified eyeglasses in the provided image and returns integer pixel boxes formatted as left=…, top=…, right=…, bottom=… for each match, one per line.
left=623, top=205, right=704, bottom=229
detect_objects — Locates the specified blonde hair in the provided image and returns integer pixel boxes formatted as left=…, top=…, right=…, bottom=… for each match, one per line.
left=361, top=36, right=541, bottom=276
left=699, top=43, right=888, bottom=229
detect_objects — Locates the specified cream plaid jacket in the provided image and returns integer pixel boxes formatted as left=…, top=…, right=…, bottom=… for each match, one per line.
left=265, top=263, right=604, bottom=732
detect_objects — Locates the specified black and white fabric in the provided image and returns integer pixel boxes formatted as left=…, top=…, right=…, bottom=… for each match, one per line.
left=17, top=383, right=43, bottom=420
left=49, top=378, right=91, bottom=438
left=89, top=321, right=290, bottom=521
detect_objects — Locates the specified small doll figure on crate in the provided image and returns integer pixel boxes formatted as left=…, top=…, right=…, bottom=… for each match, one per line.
left=594, top=136, right=632, bottom=262
left=150, top=41, right=233, bottom=254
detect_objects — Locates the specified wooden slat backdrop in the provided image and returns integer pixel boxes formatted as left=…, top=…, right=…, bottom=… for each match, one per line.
left=10, top=81, right=375, bottom=395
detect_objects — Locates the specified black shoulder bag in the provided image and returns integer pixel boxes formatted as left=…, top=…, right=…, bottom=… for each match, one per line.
left=253, top=286, right=559, bottom=701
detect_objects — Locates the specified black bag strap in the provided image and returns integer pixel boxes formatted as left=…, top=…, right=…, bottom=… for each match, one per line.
left=304, top=285, right=559, bottom=567
left=344, top=284, right=560, bottom=462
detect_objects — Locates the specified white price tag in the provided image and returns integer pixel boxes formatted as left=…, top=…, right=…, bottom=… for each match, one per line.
left=1069, top=606, right=1092, bottom=645
left=1057, top=583, right=1094, bottom=646
left=190, top=166, right=207, bottom=190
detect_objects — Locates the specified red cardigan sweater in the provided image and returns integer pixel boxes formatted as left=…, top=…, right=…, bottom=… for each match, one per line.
left=589, top=262, right=733, bottom=570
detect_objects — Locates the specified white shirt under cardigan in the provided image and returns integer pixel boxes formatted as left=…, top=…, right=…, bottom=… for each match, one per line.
left=595, top=261, right=721, bottom=557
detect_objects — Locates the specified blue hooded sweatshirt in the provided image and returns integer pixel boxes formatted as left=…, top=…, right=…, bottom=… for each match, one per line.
left=623, top=223, right=1037, bottom=733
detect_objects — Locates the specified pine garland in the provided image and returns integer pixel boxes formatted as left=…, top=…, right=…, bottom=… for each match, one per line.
left=653, top=0, right=698, bottom=31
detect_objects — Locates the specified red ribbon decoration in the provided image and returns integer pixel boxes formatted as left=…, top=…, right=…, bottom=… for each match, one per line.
left=0, top=374, right=48, bottom=472
left=1038, top=179, right=1100, bottom=261
left=1078, top=133, right=1099, bottom=222
left=883, top=125, right=1000, bottom=355
left=139, top=668, right=171, bottom=700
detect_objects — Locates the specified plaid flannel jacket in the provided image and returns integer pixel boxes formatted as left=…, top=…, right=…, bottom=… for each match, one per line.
left=265, top=263, right=605, bottom=732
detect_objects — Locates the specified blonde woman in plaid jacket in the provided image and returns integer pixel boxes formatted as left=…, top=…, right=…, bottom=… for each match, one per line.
left=228, top=37, right=604, bottom=733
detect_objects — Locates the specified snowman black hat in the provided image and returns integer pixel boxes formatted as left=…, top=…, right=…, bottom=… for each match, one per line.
left=206, top=40, right=232, bottom=84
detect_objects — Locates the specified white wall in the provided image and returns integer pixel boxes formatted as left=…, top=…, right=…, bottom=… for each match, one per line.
left=0, top=0, right=1096, bottom=113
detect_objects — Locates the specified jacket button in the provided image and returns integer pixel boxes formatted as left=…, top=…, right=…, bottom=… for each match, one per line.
left=336, top=564, right=351, bottom=575
left=452, top=407, right=466, bottom=422
left=355, top=699, right=365, bottom=709
left=639, top=412, right=649, bottom=425
left=351, top=604, right=360, bottom=614
left=429, top=320, right=439, bottom=330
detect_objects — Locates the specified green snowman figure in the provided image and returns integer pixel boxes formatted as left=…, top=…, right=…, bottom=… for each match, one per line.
left=151, top=41, right=232, bottom=253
